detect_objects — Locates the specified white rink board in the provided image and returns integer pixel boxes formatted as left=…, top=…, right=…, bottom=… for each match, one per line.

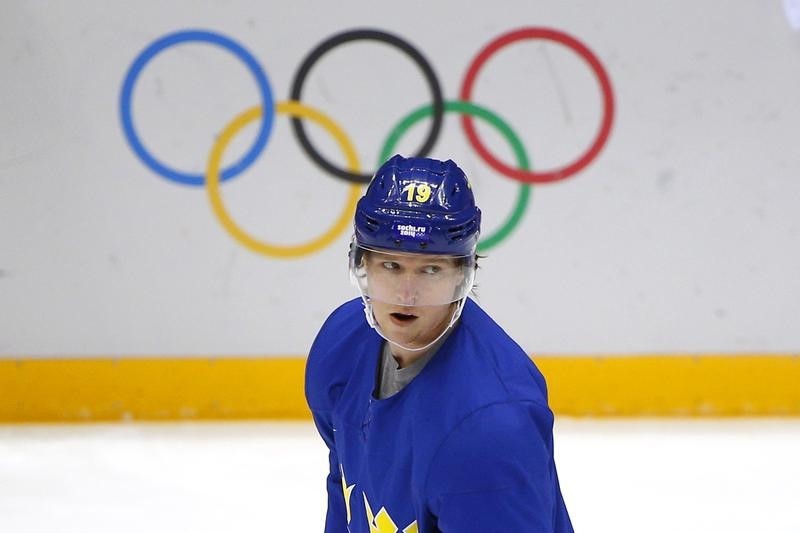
left=1, top=1, right=799, bottom=356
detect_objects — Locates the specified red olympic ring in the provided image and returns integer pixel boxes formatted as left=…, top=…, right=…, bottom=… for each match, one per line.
left=459, top=27, right=615, bottom=184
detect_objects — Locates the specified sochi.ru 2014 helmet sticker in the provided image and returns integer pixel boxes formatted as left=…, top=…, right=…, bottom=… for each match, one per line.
left=119, top=28, right=614, bottom=259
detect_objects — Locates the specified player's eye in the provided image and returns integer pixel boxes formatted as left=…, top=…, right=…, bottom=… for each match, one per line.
left=420, top=265, right=441, bottom=275
left=382, top=261, right=400, bottom=271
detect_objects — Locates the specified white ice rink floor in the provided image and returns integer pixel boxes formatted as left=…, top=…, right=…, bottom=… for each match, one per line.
left=1, top=419, right=799, bottom=532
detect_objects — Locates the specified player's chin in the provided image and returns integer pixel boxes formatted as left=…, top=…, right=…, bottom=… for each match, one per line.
left=385, top=327, right=424, bottom=347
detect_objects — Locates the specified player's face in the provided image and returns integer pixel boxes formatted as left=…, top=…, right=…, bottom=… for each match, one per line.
left=361, top=250, right=465, bottom=306
left=363, top=252, right=462, bottom=349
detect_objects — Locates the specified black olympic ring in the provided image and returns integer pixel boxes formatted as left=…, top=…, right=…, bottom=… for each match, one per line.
left=289, top=29, right=445, bottom=184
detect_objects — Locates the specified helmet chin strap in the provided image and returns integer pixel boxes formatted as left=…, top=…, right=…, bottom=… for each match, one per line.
left=359, top=296, right=467, bottom=353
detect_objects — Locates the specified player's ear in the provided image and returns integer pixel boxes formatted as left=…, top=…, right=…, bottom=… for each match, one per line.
left=348, top=239, right=366, bottom=266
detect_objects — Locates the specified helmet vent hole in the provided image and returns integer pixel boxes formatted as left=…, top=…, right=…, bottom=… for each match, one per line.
left=447, top=224, right=466, bottom=234
left=446, top=220, right=477, bottom=243
left=364, top=216, right=380, bottom=232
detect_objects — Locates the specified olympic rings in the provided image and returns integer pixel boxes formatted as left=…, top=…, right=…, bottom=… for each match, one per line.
left=120, top=26, right=615, bottom=258
left=460, top=27, right=614, bottom=184
left=120, top=29, right=275, bottom=187
left=206, top=101, right=362, bottom=258
left=379, top=101, right=532, bottom=253
left=289, top=29, right=444, bottom=184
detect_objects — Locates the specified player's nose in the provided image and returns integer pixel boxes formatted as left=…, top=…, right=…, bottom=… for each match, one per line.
left=395, top=274, right=419, bottom=306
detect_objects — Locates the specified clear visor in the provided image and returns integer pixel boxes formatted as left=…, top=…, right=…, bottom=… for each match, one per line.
left=349, top=244, right=476, bottom=307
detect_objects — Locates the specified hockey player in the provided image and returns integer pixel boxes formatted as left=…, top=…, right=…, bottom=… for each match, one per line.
left=306, top=155, right=573, bottom=532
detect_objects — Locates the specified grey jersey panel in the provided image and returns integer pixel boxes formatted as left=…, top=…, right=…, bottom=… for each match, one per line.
left=375, top=326, right=455, bottom=399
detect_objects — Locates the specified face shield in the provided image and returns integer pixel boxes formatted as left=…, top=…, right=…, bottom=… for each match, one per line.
left=349, top=243, right=476, bottom=308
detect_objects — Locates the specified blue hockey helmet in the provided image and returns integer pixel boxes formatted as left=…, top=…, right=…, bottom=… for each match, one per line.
left=353, top=154, right=481, bottom=255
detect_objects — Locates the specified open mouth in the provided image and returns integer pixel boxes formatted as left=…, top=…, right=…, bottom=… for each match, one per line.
left=390, top=312, right=418, bottom=323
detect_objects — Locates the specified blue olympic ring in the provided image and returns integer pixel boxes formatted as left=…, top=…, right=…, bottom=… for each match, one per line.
left=119, top=29, right=275, bottom=187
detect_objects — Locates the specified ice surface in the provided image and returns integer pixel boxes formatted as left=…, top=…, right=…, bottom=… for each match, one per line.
left=0, top=419, right=798, bottom=532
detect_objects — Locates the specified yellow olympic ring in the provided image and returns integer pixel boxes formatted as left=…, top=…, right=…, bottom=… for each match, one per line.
left=206, top=101, right=362, bottom=258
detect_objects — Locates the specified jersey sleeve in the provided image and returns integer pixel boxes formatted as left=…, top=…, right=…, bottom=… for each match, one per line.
left=310, top=409, right=349, bottom=532
left=424, top=401, right=573, bottom=532
left=305, top=301, right=361, bottom=532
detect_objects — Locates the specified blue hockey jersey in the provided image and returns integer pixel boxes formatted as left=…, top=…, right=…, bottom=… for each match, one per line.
left=305, top=297, right=573, bottom=532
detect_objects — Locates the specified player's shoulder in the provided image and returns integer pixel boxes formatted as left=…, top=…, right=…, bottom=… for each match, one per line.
left=305, top=298, right=371, bottom=411
left=411, top=299, right=551, bottom=447
left=452, top=399, right=555, bottom=449
left=333, top=296, right=367, bottom=319
left=307, top=297, right=367, bottom=371
left=457, top=298, right=549, bottom=402
left=314, top=297, right=366, bottom=338
left=425, top=399, right=556, bottom=495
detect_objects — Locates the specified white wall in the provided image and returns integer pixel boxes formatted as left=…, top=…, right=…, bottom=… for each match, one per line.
left=1, top=1, right=799, bottom=356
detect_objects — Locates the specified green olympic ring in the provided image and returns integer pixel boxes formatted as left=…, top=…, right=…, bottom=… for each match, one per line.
left=379, top=100, right=532, bottom=253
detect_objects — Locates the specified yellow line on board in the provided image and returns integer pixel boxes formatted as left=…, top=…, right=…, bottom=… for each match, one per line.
left=0, top=358, right=308, bottom=422
left=1, top=355, right=798, bottom=422
left=536, top=354, right=800, bottom=417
